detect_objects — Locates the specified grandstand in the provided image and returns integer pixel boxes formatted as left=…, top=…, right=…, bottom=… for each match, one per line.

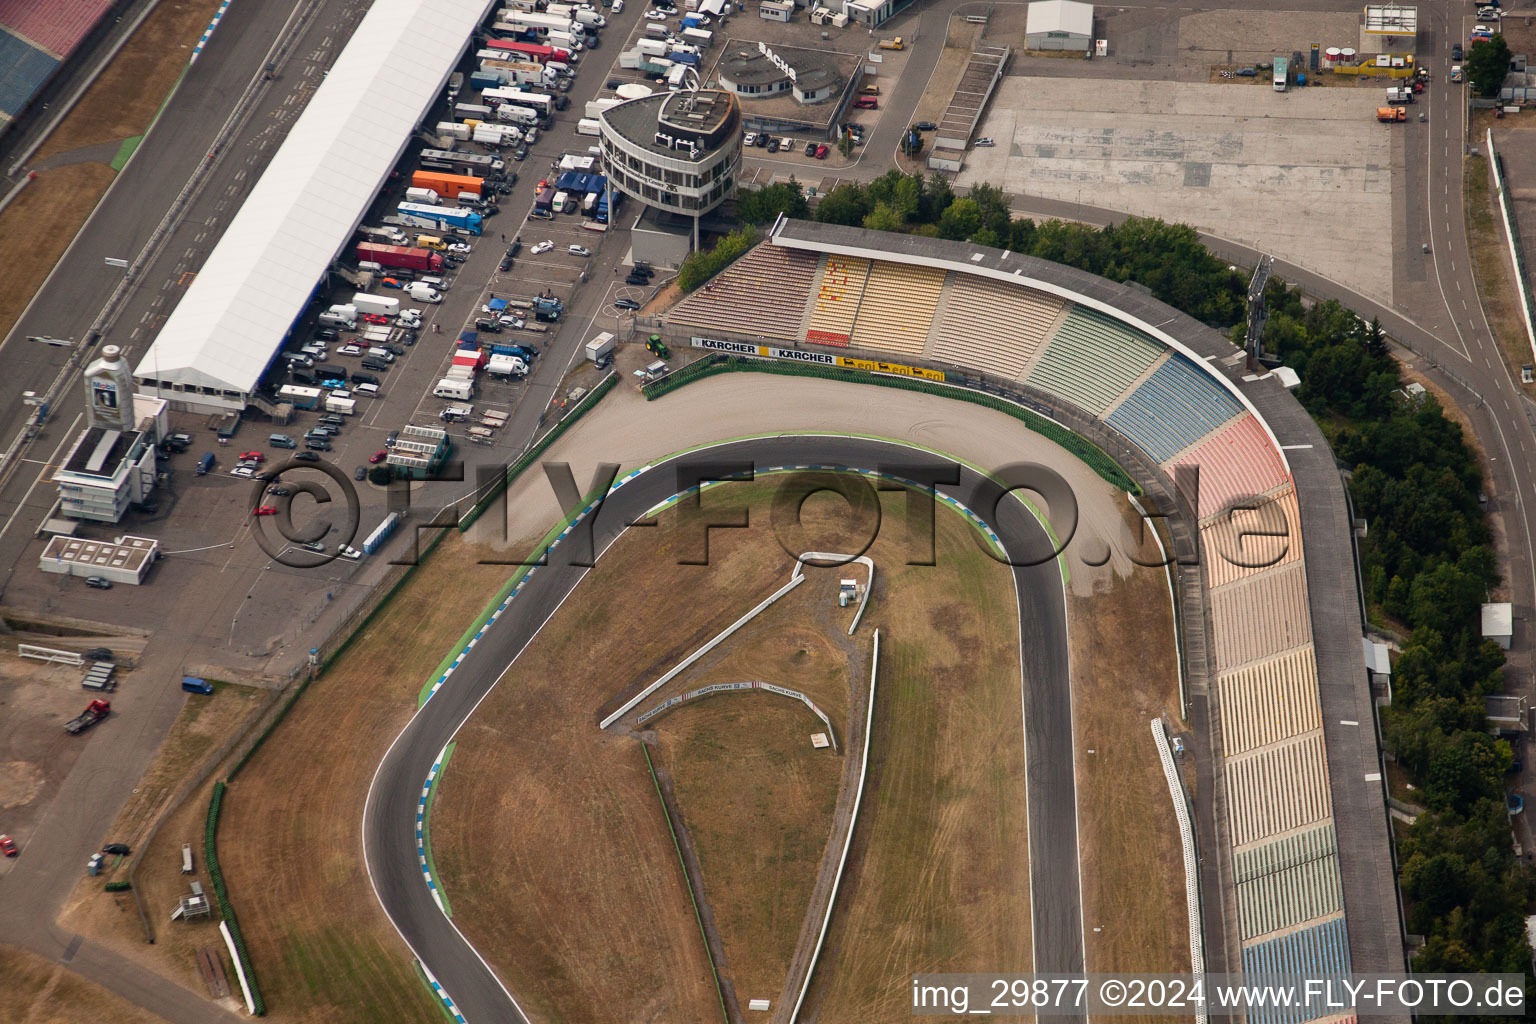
left=928, top=273, right=1065, bottom=378
left=848, top=261, right=946, bottom=356
left=661, top=220, right=1395, bottom=1005
left=0, top=0, right=115, bottom=134
left=805, top=253, right=870, bottom=345
left=1023, top=306, right=1164, bottom=415
left=666, top=244, right=821, bottom=342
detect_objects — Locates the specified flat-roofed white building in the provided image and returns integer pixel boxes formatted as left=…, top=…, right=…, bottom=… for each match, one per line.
left=1025, top=0, right=1093, bottom=50
left=40, top=534, right=159, bottom=585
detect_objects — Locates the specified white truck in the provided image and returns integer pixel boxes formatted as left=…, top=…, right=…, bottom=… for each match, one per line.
left=325, top=395, right=357, bottom=415
left=405, top=187, right=440, bottom=205
left=585, top=331, right=616, bottom=365
left=496, top=105, right=540, bottom=127
left=585, top=97, right=622, bottom=119
left=1385, top=86, right=1413, bottom=104
left=358, top=225, right=408, bottom=245
left=445, top=364, right=475, bottom=381
left=574, top=8, right=606, bottom=27
left=434, top=379, right=474, bottom=400
left=487, top=353, right=529, bottom=377
left=436, top=121, right=472, bottom=141
left=352, top=293, right=401, bottom=317
left=407, top=282, right=443, bottom=303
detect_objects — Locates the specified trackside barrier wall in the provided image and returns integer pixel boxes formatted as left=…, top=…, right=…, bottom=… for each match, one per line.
left=790, top=629, right=880, bottom=1024
left=1485, top=130, right=1536, bottom=366
left=1153, top=719, right=1205, bottom=1022
left=458, top=371, right=618, bottom=530
left=643, top=744, right=730, bottom=1023
left=641, top=354, right=1138, bottom=492
left=205, top=781, right=266, bottom=1014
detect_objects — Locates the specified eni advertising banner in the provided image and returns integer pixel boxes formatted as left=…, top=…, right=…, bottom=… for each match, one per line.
left=691, top=337, right=945, bottom=381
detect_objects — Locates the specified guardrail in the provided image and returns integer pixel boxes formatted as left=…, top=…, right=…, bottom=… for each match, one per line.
left=205, top=780, right=265, bottom=1015
left=789, top=628, right=880, bottom=1024
left=1151, top=719, right=1204, bottom=1023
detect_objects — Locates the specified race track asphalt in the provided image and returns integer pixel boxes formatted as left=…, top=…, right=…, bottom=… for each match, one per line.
left=362, top=434, right=1081, bottom=1023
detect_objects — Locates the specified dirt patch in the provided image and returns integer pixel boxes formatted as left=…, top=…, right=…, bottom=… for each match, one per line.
left=1069, top=562, right=1190, bottom=982
left=0, top=162, right=116, bottom=344
left=804, top=509, right=1029, bottom=1021
left=650, top=573, right=867, bottom=1012
left=432, top=490, right=834, bottom=1024
left=34, top=0, right=225, bottom=162
left=210, top=535, right=522, bottom=1023
left=0, top=943, right=171, bottom=1024
left=54, top=681, right=266, bottom=1003
left=1464, top=132, right=1534, bottom=389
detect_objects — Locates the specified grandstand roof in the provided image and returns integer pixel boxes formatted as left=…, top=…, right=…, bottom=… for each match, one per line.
left=132, top=0, right=494, bottom=400
left=767, top=216, right=1287, bottom=471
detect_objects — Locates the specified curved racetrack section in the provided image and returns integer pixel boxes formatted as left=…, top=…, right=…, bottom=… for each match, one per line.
left=362, top=436, right=1081, bottom=1023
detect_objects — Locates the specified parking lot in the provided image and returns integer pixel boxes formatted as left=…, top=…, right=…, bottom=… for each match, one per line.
left=958, top=76, right=1397, bottom=303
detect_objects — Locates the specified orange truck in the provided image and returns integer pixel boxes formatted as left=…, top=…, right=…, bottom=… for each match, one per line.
left=1376, top=107, right=1406, bottom=122
left=410, top=170, right=485, bottom=200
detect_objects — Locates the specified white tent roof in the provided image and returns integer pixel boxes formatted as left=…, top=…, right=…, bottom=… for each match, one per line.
left=133, top=0, right=493, bottom=397
left=1026, top=0, right=1093, bottom=37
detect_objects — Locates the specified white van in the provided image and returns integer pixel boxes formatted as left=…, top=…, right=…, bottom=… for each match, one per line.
left=354, top=382, right=381, bottom=398
left=318, top=311, right=356, bottom=329
left=552, top=190, right=571, bottom=214
left=434, top=379, right=474, bottom=400
left=418, top=275, right=448, bottom=291
left=408, top=282, right=443, bottom=303
left=367, top=347, right=396, bottom=362
left=545, top=61, right=571, bottom=76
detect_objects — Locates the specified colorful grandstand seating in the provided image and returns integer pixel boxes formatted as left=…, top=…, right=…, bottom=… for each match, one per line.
left=1236, top=824, right=1344, bottom=940
left=848, top=261, right=947, bottom=356
left=665, top=244, right=820, bottom=342
left=930, top=274, right=1064, bottom=378
left=0, top=0, right=112, bottom=56
left=1106, top=354, right=1243, bottom=462
left=1023, top=305, right=1163, bottom=415
left=805, top=254, right=871, bottom=345
left=1218, top=646, right=1322, bottom=755
left=1209, top=562, right=1313, bottom=670
left=1170, top=413, right=1291, bottom=521
left=1241, top=917, right=1352, bottom=1024
left=1226, top=732, right=1333, bottom=847
left=1200, top=486, right=1303, bottom=590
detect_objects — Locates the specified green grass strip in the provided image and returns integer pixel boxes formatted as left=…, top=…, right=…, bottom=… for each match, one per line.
left=205, top=781, right=266, bottom=1015
left=644, top=355, right=1138, bottom=494
left=420, top=742, right=455, bottom=917
left=108, top=136, right=142, bottom=172
left=642, top=744, right=729, bottom=1024
left=413, top=960, right=464, bottom=1024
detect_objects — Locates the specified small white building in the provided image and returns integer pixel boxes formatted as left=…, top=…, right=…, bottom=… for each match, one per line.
left=1025, top=0, right=1093, bottom=50
left=40, top=533, right=159, bottom=585
left=842, top=0, right=896, bottom=27
left=1482, top=602, right=1513, bottom=650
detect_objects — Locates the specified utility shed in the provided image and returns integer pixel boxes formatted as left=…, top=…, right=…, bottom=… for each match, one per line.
left=1025, top=0, right=1092, bottom=50
left=1482, top=602, right=1513, bottom=650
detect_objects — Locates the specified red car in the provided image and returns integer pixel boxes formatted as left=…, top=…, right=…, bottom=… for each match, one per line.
left=814, top=144, right=829, bottom=159
left=253, top=505, right=278, bottom=517
left=238, top=451, right=264, bottom=462
left=362, top=313, right=389, bottom=324
left=368, top=450, right=388, bottom=464
left=0, top=835, right=17, bottom=857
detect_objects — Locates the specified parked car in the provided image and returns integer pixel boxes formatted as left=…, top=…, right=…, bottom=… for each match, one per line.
left=230, top=466, right=256, bottom=478
left=320, top=413, right=344, bottom=425
left=269, top=434, right=298, bottom=448
left=253, top=505, right=279, bottom=517
left=386, top=430, right=400, bottom=447
left=1452, top=42, right=1463, bottom=59
left=398, top=310, right=421, bottom=328
left=400, top=329, right=418, bottom=346
left=913, top=120, right=937, bottom=131
left=531, top=240, right=555, bottom=255
left=446, top=242, right=473, bottom=254
left=238, top=451, right=265, bottom=462
left=500, top=256, right=515, bottom=272
left=86, top=577, right=113, bottom=590
left=294, top=451, right=321, bottom=462
left=315, top=328, right=340, bottom=341
left=354, top=370, right=382, bottom=384
left=507, top=239, right=523, bottom=256
left=361, top=313, right=389, bottom=325
left=804, top=140, right=817, bottom=157
left=304, top=439, right=333, bottom=451
left=815, top=143, right=829, bottom=159
left=614, top=297, right=641, bottom=310
left=569, top=244, right=592, bottom=257
left=355, top=466, right=367, bottom=481
left=767, top=138, right=780, bottom=153
left=268, top=485, right=291, bottom=497
left=625, top=272, right=649, bottom=285
left=975, top=137, right=995, bottom=147
left=338, top=344, right=363, bottom=356
left=0, top=835, right=17, bottom=857
left=369, top=450, right=389, bottom=463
